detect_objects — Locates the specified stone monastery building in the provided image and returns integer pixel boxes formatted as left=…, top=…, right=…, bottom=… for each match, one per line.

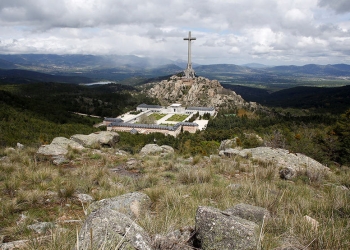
left=105, top=103, right=215, bottom=137
left=136, top=103, right=215, bottom=116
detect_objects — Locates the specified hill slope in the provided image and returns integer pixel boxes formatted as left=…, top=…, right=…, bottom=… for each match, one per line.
left=224, top=84, right=350, bottom=113
left=145, top=75, right=256, bottom=109
left=262, top=85, right=350, bottom=111
left=0, top=69, right=92, bottom=84
left=221, top=84, right=270, bottom=101
left=0, top=59, right=17, bottom=69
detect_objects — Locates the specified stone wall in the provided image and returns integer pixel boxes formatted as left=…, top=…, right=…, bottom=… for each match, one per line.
left=183, top=125, right=198, bottom=133
left=108, top=124, right=183, bottom=137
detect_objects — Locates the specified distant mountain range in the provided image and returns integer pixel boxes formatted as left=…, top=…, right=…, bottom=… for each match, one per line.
left=194, top=64, right=254, bottom=74
left=270, top=64, right=350, bottom=76
left=241, top=63, right=270, bottom=69
left=0, top=54, right=176, bottom=69
left=1, top=54, right=350, bottom=86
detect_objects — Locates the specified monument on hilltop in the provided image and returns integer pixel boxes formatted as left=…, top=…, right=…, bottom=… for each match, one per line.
left=183, top=31, right=196, bottom=79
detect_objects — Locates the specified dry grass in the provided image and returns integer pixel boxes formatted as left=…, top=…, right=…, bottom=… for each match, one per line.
left=0, top=146, right=349, bottom=249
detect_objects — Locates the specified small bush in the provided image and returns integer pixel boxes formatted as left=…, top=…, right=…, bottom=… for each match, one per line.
left=145, top=186, right=166, bottom=203
left=57, top=182, right=76, bottom=199
left=163, top=172, right=176, bottom=180
left=192, top=155, right=202, bottom=165
left=89, top=153, right=102, bottom=160
left=17, top=190, right=45, bottom=206
left=306, top=169, right=327, bottom=186
left=66, top=146, right=81, bottom=160
left=3, top=178, right=19, bottom=197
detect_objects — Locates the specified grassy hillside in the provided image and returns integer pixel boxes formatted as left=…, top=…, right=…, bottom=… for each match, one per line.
left=0, top=141, right=349, bottom=249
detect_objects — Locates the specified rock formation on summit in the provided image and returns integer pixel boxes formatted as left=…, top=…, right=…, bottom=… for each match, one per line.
left=146, top=75, right=257, bottom=109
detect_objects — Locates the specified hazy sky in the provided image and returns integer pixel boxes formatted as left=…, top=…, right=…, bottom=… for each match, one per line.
left=1, top=0, right=350, bottom=65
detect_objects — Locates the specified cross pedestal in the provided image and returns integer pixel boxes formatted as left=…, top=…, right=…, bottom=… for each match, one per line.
left=183, top=31, right=196, bottom=78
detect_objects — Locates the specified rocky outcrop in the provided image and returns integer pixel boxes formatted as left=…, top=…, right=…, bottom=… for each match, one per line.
left=219, top=147, right=329, bottom=179
left=195, top=206, right=259, bottom=250
left=219, top=138, right=239, bottom=150
left=76, top=207, right=152, bottom=250
left=279, top=167, right=297, bottom=180
left=303, top=215, right=319, bottom=231
left=36, top=131, right=120, bottom=165
left=146, top=75, right=254, bottom=109
left=224, top=203, right=270, bottom=224
left=70, top=131, right=119, bottom=148
left=76, top=193, right=95, bottom=204
left=76, top=191, right=271, bottom=250
left=36, top=132, right=120, bottom=163
left=115, top=149, right=129, bottom=156
left=0, top=239, right=30, bottom=250
left=125, top=158, right=141, bottom=170
left=88, top=192, right=152, bottom=219
left=159, top=145, right=174, bottom=154
left=273, top=235, right=306, bottom=250
left=36, top=137, right=84, bottom=163
left=140, top=144, right=175, bottom=155
left=27, top=222, right=55, bottom=234
left=219, top=148, right=246, bottom=158
left=152, top=227, right=194, bottom=250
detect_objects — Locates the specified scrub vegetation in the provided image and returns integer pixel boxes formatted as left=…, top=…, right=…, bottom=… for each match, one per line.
left=0, top=145, right=349, bottom=249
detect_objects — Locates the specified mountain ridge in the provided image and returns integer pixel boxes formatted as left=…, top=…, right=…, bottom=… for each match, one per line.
left=1, top=54, right=350, bottom=87
left=1, top=54, right=350, bottom=77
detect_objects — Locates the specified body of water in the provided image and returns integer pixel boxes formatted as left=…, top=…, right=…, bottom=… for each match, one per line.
left=83, top=81, right=114, bottom=86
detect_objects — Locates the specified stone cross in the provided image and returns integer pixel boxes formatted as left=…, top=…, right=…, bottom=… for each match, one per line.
left=183, top=31, right=196, bottom=78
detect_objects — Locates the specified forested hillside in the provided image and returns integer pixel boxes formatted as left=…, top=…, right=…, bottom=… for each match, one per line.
left=0, top=83, right=158, bottom=147
left=224, top=84, right=350, bottom=114
left=0, top=69, right=93, bottom=84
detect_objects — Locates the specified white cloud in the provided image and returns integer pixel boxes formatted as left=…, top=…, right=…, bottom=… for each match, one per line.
left=0, top=0, right=350, bottom=65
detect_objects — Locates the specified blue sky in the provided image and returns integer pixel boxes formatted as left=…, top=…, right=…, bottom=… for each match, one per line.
left=1, top=0, right=350, bottom=65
